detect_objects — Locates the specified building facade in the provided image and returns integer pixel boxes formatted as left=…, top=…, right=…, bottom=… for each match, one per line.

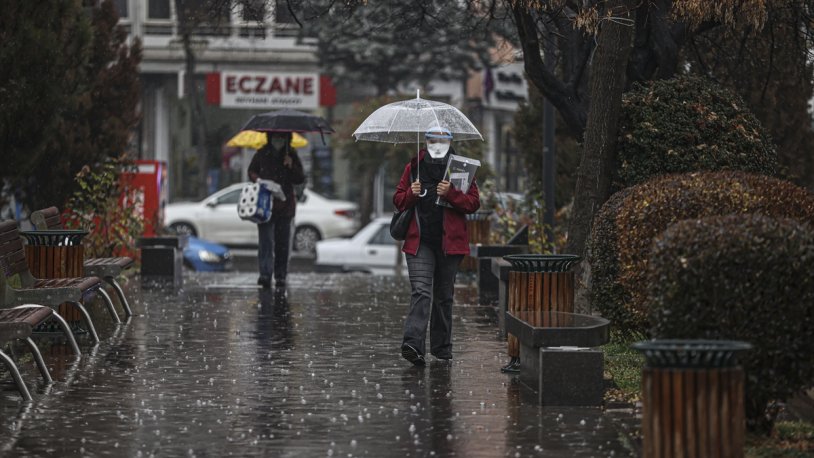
left=114, top=0, right=327, bottom=199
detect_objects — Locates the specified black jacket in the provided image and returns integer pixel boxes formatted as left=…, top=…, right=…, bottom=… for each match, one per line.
left=247, top=146, right=305, bottom=218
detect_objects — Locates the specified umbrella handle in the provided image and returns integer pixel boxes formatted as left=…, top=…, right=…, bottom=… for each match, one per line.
left=419, top=189, right=427, bottom=198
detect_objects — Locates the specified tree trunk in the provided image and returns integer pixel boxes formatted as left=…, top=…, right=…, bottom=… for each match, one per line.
left=566, top=0, right=635, bottom=310
left=182, top=31, right=209, bottom=199
left=359, top=166, right=377, bottom=227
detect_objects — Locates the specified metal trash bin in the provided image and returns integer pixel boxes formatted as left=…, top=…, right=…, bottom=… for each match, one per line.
left=138, top=235, right=188, bottom=289
left=20, top=229, right=88, bottom=329
left=503, top=254, right=581, bottom=363
left=632, top=340, right=752, bottom=458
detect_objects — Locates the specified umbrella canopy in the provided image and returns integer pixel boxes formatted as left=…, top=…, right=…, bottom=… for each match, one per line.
left=352, top=90, right=482, bottom=143
left=241, top=108, right=335, bottom=134
left=227, top=130, right=308, bottom=149
left=352, top=90, right=482, bottom=183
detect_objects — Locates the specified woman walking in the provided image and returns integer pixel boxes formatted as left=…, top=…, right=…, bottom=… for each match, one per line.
left=393, top=127, right=480, bottom=366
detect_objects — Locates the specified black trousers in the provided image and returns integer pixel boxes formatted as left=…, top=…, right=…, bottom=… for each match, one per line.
left=402, top=242, right=463, bottom=357
left=257, top=215, right=292, bottom=281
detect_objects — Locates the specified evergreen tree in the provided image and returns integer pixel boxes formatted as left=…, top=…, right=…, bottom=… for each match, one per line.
left=0, top=0, right=91, bottom=182
left=0, top=0, right=142, bottom=211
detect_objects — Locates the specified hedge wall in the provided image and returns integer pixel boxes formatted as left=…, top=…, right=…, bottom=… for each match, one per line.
left=647, top=214, right=814, bottom=432
left=615, top=75, right=778, bottom=190
left=589, top=171, right=814, bottom=335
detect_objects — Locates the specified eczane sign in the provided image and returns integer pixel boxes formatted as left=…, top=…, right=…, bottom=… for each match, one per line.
left=208, top=71, right=319, bottom=109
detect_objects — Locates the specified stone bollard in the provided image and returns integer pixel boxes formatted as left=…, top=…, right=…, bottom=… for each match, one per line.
left=502, top=254, right=581, bottom=370
left=632, top=340, right=752, bottom=458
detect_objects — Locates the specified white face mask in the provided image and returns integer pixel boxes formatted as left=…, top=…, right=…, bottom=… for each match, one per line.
left=427, top=142, right=450, bottom=159
left=270, top=137, right=287, bottom=151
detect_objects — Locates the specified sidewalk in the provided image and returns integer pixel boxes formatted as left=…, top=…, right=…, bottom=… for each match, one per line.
left=0, top=271, right=635, bottom=457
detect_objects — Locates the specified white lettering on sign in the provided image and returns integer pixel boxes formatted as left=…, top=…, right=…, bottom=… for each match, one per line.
left=221, top=71, right=318, bottom=109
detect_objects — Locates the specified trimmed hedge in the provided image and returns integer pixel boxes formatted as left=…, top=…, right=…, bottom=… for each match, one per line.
left=589, top=171, right=814, bottom=335
left=647, top=214, right=814, bottom=433
left=616, top=75, right=779, bottom=190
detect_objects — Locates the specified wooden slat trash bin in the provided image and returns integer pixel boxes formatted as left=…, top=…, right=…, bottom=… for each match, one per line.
left=502, top=254, right=580, bottom=372
left=461, top=210, right=492, bottom=272
left=20, top=229, right=88, bottom=330
left=632, top=340, right=752, bottom=458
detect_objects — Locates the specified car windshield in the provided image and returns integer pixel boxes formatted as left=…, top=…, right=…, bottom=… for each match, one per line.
left=368, top=224, right=395, bottom=245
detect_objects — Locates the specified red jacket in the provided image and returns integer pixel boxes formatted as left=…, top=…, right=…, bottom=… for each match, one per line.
left=393, top=150, right=480, bottom=256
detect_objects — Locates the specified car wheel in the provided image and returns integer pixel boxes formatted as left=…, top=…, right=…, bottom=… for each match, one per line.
left=294, top=225, right=321, bottom=253
left=169, top=222, right=197, bottom=237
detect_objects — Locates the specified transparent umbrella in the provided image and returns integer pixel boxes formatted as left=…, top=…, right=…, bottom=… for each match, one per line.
left=352, top=90, right=483, bottom=179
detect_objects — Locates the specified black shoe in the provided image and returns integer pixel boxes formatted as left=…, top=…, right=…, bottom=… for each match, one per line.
left=401, top=344, right=426, bottom=367
left=432, top=352, right=452, bottom=361
left=500, top=357, right=521, bottom=373
left=258, top=277, right=271, bottom=288
left=275, top=279, right=286, bottom=288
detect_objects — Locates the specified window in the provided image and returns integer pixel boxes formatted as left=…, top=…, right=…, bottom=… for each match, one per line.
left=369, top=225, right=395, bottom=246
left=178, top=0, right=231, bottom=36
left=215, top=190, right=241, bottom=205
left=113, top=0, right=128, bottom=18
left=148, top=0, right=170, bottom=19
left=274, top=0, right=295, bottom=24
left=241, top=0, right=266, bottom=22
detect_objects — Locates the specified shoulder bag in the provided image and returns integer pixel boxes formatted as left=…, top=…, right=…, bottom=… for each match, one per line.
left=390, top=165, right=416, bottom=241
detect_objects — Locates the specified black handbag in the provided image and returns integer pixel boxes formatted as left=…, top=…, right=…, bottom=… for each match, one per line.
left=390, top=164, right=416, bottom=241
left=390, top=207, right=414, bottom=241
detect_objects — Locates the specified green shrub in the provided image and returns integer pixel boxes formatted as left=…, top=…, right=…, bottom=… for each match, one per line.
left=616, top=75, right=779, bottom=190
left=589, top=171, right=814, bottom=336
left=647, top=214, right=814, bottom=433
left=63, top=155, right=144, bottom=259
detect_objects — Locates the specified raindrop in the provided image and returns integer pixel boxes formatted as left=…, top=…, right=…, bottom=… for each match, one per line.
left=580, top=419, right=586, bottom=426
left=446, top=434, right=452, bottom=440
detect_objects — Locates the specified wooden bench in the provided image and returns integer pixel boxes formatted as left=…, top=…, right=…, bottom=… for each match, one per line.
left=0, top=305, right=80, bottom=400
left=0, top=220, right=121, bottom=344
left=30, top=207, right=133, bottom=318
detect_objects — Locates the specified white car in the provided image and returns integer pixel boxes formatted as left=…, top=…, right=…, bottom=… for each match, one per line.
left=315, top=217, right=404, bottom=275
left=165, top=184, right=359, bottom=253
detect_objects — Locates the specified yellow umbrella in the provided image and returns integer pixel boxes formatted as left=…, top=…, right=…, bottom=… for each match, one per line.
left=226, top=130, right=308, bottom=149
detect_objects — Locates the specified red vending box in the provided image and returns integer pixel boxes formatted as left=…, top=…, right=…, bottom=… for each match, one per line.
left=121, top=160, right=168, bottom=237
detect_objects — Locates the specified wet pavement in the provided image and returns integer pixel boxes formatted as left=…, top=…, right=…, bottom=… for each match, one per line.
left=0, top=271, right=635, bottom=457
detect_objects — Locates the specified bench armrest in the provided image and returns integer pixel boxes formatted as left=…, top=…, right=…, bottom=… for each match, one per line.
left=13, top=287, right=83, bottom=304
